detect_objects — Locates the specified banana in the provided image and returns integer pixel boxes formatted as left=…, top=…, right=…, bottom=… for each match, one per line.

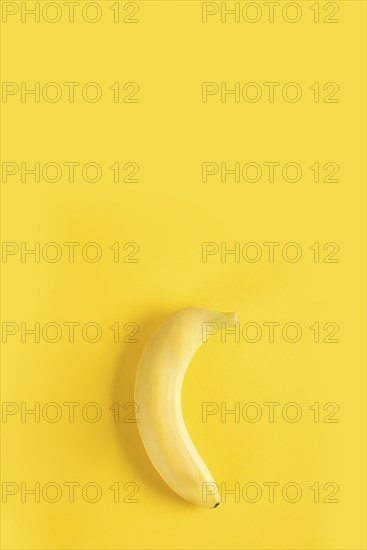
left=135, top=308, right=237, bottom=508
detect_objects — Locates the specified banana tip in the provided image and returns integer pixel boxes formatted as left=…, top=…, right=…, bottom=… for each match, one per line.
left=212, top=502, right=220, bottom=508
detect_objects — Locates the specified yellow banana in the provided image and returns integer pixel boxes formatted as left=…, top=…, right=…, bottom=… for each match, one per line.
left=135, top=308, right=237, bottom=508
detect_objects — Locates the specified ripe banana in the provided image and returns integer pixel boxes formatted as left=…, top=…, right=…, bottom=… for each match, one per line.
left=135, top=308, right=237, bottom=508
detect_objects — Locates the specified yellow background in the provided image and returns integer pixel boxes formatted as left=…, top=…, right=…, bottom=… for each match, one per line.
left=1, top=1, right=366, bottom=549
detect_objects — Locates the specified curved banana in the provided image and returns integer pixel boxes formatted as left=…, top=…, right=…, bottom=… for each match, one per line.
left=135, top=308, right=237, bottom=508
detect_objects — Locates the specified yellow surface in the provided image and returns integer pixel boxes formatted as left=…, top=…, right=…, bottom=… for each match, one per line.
left=0, top=1, right=366, bottom=549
